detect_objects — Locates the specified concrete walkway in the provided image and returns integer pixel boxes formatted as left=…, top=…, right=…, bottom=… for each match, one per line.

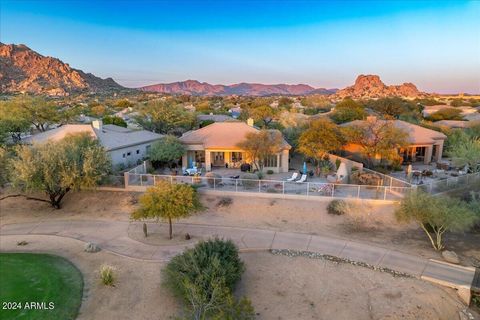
left=0, top=219, right=476, bottom=303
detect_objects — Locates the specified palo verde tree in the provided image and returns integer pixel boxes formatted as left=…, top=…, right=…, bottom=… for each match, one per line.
left=148, top=135, right=186, bottom=168
left=330, top=98, right=367, bottom=124
left=236, top=129, right=284, bottom=172
left=10, top=133, right=111, bottom=209
left=395, top=190, right=477, bottom=251
left=298, top=118, right=344, bottom=170
left=131, top=181, right=201, bottom=239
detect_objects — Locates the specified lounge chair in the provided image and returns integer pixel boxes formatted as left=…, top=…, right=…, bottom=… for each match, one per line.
left=295, top=174, right=307, bottom=183
left=286, top=172, right=299, bottom=181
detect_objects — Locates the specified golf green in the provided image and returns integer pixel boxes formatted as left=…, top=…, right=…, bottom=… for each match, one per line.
left=0, top=253, right=83, bottom=320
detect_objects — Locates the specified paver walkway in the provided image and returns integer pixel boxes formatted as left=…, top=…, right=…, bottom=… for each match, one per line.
left=0, top=219, right=476, bottom=303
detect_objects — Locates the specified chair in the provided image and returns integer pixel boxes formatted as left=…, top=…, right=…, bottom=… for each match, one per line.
left=286, top=172, right=299, bottom=181
left=295, top=174, right=307, bottom=183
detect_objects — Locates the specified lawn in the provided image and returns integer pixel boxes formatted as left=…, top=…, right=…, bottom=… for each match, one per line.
left=0, top=253, right=83, bottom=320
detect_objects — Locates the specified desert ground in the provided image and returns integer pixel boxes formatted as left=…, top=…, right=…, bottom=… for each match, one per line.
left=1, top=190, right=479, bottom=266
left=0, top=235, right=470, bottom=320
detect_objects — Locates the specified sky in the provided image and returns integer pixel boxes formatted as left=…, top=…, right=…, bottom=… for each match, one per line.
left=1, top=0, right=479, bottom=93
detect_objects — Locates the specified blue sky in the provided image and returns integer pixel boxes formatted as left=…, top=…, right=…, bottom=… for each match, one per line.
left=1, top=0, right=479, bottom=93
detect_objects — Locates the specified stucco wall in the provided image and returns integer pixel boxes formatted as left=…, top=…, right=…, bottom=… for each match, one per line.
left=109, top=141, right=155, bottom=168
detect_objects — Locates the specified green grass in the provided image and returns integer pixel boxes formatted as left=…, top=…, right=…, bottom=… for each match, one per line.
left=0, top=253, right=83, bottom=320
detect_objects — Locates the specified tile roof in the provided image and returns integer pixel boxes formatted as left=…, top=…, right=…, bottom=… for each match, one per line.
left=180, top=122, right=291, bottom=150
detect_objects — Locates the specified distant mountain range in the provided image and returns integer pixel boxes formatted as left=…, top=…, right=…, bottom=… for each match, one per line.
left=0, top=43, right=429, bottom=99
left=140, top=80, right=337, bottom=96
left=0, top=43, right=125, bottom=96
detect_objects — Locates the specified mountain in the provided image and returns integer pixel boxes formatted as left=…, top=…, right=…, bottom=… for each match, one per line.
left=333, top=75, right=426, bottom=99
left=0, top=43, right=125, bottom=95
left=140, top=80, right=337, bottom=96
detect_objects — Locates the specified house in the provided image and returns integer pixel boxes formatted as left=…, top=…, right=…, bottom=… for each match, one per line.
left=196, top=114, right=236, bottom=123
left=432, top=120, right=469, bottom=129
left=25, top=120, right=163, bottom=167
left=179, top=121, right=291, bottom=173
left=341, top=117, right=447, bottom=164
left=422, top=105, right=477, bottom=118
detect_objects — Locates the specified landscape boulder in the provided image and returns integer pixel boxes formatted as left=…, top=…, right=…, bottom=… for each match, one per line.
left=84, top=242, right=101, bottom=253
left=441, top=250, right=460, bottom=264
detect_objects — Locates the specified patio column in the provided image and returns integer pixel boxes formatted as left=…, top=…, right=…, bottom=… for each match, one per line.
left=424, top=146, right=433, bottom=164
left=205, top=150, right=211, bottom=171
left=281, top=150, right=289, bottom=173
left=435, top=141, right=444, bottom=162
left=181, top=153, right=188, bottom=170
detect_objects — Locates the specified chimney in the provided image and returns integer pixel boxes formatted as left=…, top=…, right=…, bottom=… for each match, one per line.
left=92, top=119, right=103, bottom=130
left=247, top=118, right=254, bottom=127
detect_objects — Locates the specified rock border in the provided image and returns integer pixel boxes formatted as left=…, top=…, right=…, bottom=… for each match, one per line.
left=270, top=249, right=414, bottom=278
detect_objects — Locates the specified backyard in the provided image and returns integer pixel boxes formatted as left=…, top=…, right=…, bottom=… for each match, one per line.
left=0, top=235, right=469, bottom=320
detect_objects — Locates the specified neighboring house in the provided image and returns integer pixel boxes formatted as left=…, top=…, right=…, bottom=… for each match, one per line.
left=25, top=120, right=163, bottom=167
left=196, top=114, right=236, bottom=123
left=341, top=117, right=447, bottom=164
left=422, top=105, right=477, bottom=118
left=433, top=120, right=469, bottom=129
left=228, top=106, right=242, bottom=118
left=179, top=121, right=291, bottom=173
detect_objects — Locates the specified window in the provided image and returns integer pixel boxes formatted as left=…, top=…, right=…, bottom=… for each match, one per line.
left=232, top=152, right=243, bottom=162
left=264, top=155, right=278, bottom=167
left=127, top=152, right=131, bottom=156
left=122, top=153, right=126, bottom=158
left=136, top=150, right=140, bottom=154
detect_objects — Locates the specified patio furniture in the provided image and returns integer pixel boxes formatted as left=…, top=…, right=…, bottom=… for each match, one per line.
left=286, top=172, right=299, bottom=181
left=184, top=167, right=198, bottom=176
left=295, top=174, right=307, bottom=183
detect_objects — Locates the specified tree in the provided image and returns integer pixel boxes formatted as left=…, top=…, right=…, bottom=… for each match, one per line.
left=148, top=135, right=186, bottom=168
left=236, top=130, right=284, bottom=172
left=368, top=97, right=418, bottom=119
left=131, top=182, right=200, bottom=239
left=0, top=100, right=32, bottom=144
left=449, top=137, right=480, bottom=172
left=330, top=98, right=367, bottom=124
left=16, top=96, right=60, bottom=132
left=343, top=118, right=409, bottom=168
left=395, top=190, right=477, bottom=250
left=135, top=100, right=195, bottom=135
left=0, top=147, right=10, bottom=187
left=298, top=118, right=344, bottom=169
left=10, top=133, right=111, bottom=209
left=102, top=115, right=127, bottom=127
left=251, top=105, right=277, bottom=128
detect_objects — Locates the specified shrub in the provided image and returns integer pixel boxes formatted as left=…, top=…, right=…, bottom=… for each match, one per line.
left=256, top=171, right=265, bottom=179
left=205, top=172, right=221, bottom=188
left=266, top=169, right=274, bottom=175
left=99, top=264, right=116, bottom=286
left=350, top=171, right=383, bottom=186
left=164, top=238, right=253, bottom=319
left=327, top=199, right=349, bottom=215
left=241, top=173, right=258, bottom=190
left=217, top=197, right=233, bottom=207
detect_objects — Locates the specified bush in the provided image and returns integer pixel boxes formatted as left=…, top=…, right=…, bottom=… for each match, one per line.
left=256, top=171, right=264, bottom=179
left=350, top=171, right=383, bottom=186
left=99, top=264, right=116, bottom=286
left=266, top=169, right=274, bottom=175
left=327, top=199, right=349, bottom=215
left=164, top=238, right=253, bottom=319
left=217, top=197, right=233, bottom=207
left=241, top=173, right=258, bottom=190
left=205, top=172, right=221, bottom=188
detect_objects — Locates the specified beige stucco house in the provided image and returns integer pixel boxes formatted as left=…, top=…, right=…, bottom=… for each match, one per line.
left=179, top=122, right=291, bottom=173
left=342, top=118, right=447, bottom=164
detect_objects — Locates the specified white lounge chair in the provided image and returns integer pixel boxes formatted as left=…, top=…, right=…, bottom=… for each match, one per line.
left=286, top=172, right=299, bottom=181
left=295, top=174, right=307, bottom=183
